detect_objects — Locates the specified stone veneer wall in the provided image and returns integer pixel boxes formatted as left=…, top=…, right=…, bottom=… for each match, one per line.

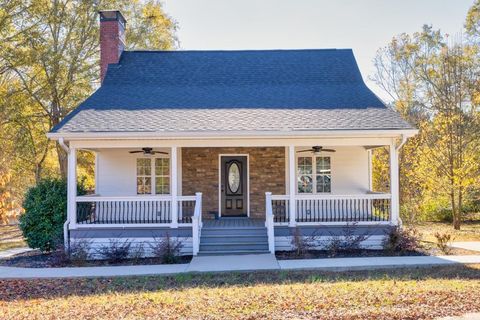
left=182, top=147, right=286, bottom=219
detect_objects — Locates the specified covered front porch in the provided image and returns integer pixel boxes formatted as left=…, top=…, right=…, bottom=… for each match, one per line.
left=66, top=135, right=403, bottom=255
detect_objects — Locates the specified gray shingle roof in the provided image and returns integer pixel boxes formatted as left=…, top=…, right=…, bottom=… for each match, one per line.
left=51, top=49, right=413, bottom=134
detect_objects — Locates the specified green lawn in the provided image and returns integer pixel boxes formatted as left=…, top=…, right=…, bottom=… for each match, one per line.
left=415, top=221, right=480, bottom=242
left=1, top=265, right=480, bottom=319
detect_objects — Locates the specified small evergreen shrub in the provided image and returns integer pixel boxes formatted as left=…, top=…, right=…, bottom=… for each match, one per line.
left=19, top=178, right=86, bottom=252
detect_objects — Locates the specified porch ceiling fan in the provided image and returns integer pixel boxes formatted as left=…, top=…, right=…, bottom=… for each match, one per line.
left=129, top=147, right=168, bottom=155
left=297, top=146, right=336, bottom=154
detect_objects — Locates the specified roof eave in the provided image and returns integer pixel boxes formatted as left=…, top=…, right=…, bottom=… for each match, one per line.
left=47, top=128, right=419, bottom=141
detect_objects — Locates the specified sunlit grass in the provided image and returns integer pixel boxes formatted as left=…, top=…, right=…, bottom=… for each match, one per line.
left=1, top=265, right=479, bottom=319
left=415, top=221, right=480, bottom=242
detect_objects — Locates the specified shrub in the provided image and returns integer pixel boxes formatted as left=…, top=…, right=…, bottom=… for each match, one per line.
left=383, top=226, right=421, bottom=253
left=130, top=242, right=146, bottom=261
left=434, top=232, right=454, bottom=255
left=149, top=233, right=183, bottom=264
left=290, top=227, right=319, bottom=257
left=19, top=178, right=86, bottom=252
left=325, top=223, right=371, bottom=257
left=96, top=239, right=132, bottom=262
left=69, top=239, right=92, bottom=264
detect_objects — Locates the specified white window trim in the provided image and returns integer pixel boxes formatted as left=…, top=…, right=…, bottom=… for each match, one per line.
left=136, top=155, right=171, bottom=195
left=296, top=154, right=332, bottom=194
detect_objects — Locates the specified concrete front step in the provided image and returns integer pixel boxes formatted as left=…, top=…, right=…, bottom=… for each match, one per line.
left=200, top=236, right=268, bottom=244
left=201, top=229, right=267, bottom=236
left=197, top=250, right=271, bottom=256
left=199, top=219, right=269, bottom=255
left=200, top=243, right=269, bottom=251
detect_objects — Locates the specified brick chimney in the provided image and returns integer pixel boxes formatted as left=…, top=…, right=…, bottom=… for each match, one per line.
left=99, top=10, right=127, bottom=83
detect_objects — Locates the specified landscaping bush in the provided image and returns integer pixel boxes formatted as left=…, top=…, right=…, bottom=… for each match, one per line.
left=290, top=227, right=319, bottom=257
left=96, top=239, right=132, bottom=262
left=325, top=223, right=371, bottom=257
left=130, top=242, right=146, bottom=262
left=19, top=178, right=86, bottom=252
left=434, top=232, right=454, bottom=255
left=69, top=239, right=92, bottom=264
left=149, top=233, right=183, bottom=264
left=383, top=226, right=422, bottom=253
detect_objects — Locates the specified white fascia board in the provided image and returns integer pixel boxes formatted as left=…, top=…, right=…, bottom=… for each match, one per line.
left=47, top=129, right=418, bottom=141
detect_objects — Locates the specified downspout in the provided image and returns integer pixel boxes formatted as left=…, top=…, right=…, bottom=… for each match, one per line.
left=395, top=134, right=408, bottom=151
left=394, top=134, right=408, bottom=226
left=59, top=137, right=70, bottom=153
left=59, top=137, right=71, bottom=253
left=63, top=220, right=70, bottom=254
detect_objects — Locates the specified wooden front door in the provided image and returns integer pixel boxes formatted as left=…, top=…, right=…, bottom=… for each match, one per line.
left=220, top=156, right=248, bottom=216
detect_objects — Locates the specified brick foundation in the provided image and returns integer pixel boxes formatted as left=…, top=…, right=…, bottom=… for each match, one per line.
left=182, top=147, right=286, bottom=219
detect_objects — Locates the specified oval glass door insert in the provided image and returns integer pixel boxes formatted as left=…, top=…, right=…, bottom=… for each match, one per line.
left=228, top=163, right=241, bottom=193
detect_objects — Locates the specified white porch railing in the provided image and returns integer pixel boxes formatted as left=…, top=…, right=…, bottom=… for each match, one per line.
left=75, top=194, right=202, bottom=228
left=266, top=193, right=392, bottom=226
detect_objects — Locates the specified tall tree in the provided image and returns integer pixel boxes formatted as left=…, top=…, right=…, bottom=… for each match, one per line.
left=372, top=26, right=480, bottom=229
left=370, top=34, right=428, bottom=224
left=1, top=0, right=177, bottom=179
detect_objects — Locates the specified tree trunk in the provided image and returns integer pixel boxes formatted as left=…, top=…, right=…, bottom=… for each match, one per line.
left=34, top=163, right=43, bottom=184
left=456, top=189, right=463, bottom=230
left=451, top=191, right=461, bottom=230
left=56, top=143, right=68, bottom=180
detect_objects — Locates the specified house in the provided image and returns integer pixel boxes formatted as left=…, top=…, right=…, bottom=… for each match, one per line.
left=48, top=10, right=417, bottom=256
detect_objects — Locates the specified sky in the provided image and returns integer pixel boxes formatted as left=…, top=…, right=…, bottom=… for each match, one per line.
left=163, top=0, right=474, bottom=100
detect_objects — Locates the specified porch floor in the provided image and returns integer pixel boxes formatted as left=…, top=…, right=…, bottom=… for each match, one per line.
left=203, top=218, right=264, bottom=229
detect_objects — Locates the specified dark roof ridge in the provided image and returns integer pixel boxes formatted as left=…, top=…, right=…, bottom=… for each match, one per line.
left=123, top=48, right=352, bottom=54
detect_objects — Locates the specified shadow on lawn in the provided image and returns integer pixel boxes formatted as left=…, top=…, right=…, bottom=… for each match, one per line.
left=1, top=264, right=480, bottom=302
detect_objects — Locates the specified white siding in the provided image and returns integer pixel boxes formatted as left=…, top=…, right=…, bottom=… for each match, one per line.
left=70, top=237, right=193, bottom=259
left=96, top=148, right=171, bottom=196
left=96, top=146, right=370, bottom=196
left=97, top=149, right=137, bottom=195
left=295, top=146, right=370, bottom=195
left=331, top=146, right=370, bottom=194
left=275, top=235, right=385, bottom=251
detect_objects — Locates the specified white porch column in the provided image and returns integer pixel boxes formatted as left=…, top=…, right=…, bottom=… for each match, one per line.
left=288, top=145, right=296, bottom=226
left=171, top=146, right=178, bottom=228
left=367, top=149, right=373, bottom=191
left=389, top=142, right=400, bottom=225
left=67, top=147, right=77, bottom=228
left=94, top=151, right=99, bottom=194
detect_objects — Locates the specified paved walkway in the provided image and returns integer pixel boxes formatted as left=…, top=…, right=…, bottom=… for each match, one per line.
left=1, top=254, right=480, bottom=279
left=450, top=242, right=480, bottom=252
left=0, top=263, right=189, bottom=279
left=187, top=254, right=279, bottom=272
left=278, top=255, right=480, bottom=271
left=0, top=247, right=33, bottom=259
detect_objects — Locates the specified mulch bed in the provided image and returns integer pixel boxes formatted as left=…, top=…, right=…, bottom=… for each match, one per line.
left=276, top=245, right=478, bottom=260
left=0, top=249, right=192, bottom=268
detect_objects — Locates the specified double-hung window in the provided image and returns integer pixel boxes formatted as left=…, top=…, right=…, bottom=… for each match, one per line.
left=297, top=156, right=331, bottom=193
left=136, top=157, right=170, bottom=195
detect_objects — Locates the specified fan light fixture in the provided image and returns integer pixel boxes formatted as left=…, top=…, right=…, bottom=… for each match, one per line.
left=297, top=146, right=336, bottom=154
left=129, top=147, right=168, bottom=155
